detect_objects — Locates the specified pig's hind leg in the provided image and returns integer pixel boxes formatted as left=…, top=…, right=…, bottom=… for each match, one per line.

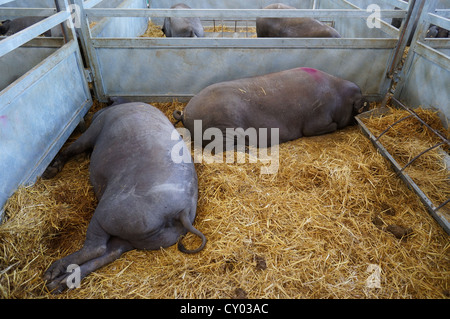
left=44, top=218, right=133, bottom=294
left=45, top=239, right=133, bottom=294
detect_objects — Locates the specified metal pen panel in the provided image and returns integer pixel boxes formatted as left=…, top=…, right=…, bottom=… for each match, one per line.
left=92, top=37, right=396, bottom=101
left=394, top=0, right=450, bottom=122
left=0, top=45, right=58, bottom=91
left=90, top=0, right=148, bottom=38
left=0, top=0, right=93, bottom=219
left=0, top=10, right=69, bottom=56
left=0, top=40, right=92, bottom=218
left=82, top=0, right=403, bottom=102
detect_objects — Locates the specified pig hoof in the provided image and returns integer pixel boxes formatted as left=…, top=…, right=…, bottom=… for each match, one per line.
left=46, top=275, right=70, bottom=294
left=43, top=261, right=67, bottom=282
left=44, top=263, right=72, bottom=294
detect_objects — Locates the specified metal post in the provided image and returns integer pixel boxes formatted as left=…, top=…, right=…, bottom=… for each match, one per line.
left=54, top=0, right=70, bottom=43
left=386, top=0, right=425, bottom=79
left=74, top=0, right=107, bottom=102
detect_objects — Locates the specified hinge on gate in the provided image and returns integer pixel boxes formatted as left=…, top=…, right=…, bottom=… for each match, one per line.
left=84, top=69, right=93, bottom=83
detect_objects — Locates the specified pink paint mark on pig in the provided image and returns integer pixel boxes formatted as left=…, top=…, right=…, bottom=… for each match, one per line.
left=298, top=67, right=321, bottom=81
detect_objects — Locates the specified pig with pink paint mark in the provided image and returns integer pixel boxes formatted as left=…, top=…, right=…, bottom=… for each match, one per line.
left=173, top=67, right=368, bottom=148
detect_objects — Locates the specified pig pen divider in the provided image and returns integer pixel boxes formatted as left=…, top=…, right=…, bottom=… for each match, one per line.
left=393, top=0, right=450, bottom=122
left=0, top=0, right=93, bottom=220
left=75, top=0, right=410, bottom=103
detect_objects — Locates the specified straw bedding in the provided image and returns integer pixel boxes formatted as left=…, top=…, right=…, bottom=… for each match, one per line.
left=141, top=20, right=165, bottom=38
left=1, top=100, right=449, bottom=299
left=140, top=20, right=257, bottom=37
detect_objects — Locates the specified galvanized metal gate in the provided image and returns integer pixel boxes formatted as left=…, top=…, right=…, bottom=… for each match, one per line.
left=0, top=0, right=92, bottom=218
left=77, top=0, right=410, bottom=103
left=394, top=0, right=450, bottom=123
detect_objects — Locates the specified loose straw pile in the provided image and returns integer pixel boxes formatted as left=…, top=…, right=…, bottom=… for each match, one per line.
left=1, top=101, right=448, bottom=299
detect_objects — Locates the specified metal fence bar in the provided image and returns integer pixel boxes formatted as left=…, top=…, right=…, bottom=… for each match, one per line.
left=0, top=10, right=70, bottom=57
left=400, top=141, right=446, bottom=172
left=427, top=12, right=450, bottom=30
left=85, top=8, right=407, bottom=19
left=394, top=97, right=450, bottom=147
left=378, top=0, right=410, bottom=10
left=374, top=114, right=414, bottom=141
left=435, top=198, right=450, bottom=213
left=435, top=9, right=450, bottom=17
left=84, top=0, right=103, bottom=9
left=90, top=37, right=399, bottom=48
left=424, top=38, right=450, bottom=48
left=0, top=36, right=64, bottom=47
left=406, top=42, right=450, bottom=78
left=0, top=7, right=57, bottom=16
